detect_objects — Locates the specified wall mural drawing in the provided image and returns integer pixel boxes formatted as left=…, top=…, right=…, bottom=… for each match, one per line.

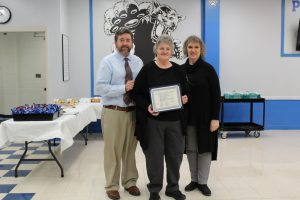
left=103, top=0, right=186, bottom=63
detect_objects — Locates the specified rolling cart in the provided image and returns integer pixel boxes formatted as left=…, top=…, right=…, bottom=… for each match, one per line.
left=219, top=96, right=265, bottom=139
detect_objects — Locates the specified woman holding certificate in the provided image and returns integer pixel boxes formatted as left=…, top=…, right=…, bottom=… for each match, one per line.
left=132, top=35, right=188, bottom=200
left=182, top=35, right=221, bottom=197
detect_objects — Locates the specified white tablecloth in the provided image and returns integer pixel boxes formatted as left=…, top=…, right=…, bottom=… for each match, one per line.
left=0, top=103, right=102, bottom=152
left=63, top=103, right=102, bottom=135
left=0, top=125, right=9, bottom=148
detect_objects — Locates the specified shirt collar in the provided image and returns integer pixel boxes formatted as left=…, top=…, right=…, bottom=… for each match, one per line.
left=115, top=51, right=132, bottom=62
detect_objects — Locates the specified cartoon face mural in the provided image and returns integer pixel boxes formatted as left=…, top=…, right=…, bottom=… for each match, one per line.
left=104, top=0, right=185, bottom=63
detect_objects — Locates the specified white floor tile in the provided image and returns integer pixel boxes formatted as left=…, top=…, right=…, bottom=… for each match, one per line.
left=0, top=193, right=6, bottom=199
left=0, top=154, right=9, bottom=159
left=1, top=131, right=300, bottom=200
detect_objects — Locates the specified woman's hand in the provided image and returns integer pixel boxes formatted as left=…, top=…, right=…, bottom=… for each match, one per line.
left=148, top=104, right=159, bottom=116
left=210, top=120, right=219, bottom=132
left=181, top=95, right=188, bottom=104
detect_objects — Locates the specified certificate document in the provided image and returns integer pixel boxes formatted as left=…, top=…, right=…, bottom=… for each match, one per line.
left=150, top=85, right=182, bottom=112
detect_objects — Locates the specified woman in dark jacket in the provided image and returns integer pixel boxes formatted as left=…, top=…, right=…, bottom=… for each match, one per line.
left=132, top=35, right=188, bottom=200
left=182, top=35, right=221, bottom=196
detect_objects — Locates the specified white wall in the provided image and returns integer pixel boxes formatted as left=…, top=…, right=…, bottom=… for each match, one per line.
left=60, top=0, right=69, bottom=35
left=220, top=0, right=300, bottom=99
left=0, top=33, right=19, bottom=114
left=0, top=0, right=66, bottom=102
left=64, top=0, right=91, bottom=98
left=0, top=0, right=91, bottom=103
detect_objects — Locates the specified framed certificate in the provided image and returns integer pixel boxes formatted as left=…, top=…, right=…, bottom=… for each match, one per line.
left=150, top=85, right=182, bottom=112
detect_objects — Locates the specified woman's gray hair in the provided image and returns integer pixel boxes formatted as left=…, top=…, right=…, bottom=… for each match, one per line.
left=183, top=35, right=205, bottom=58
left=153, top=34, right=174, bottom=56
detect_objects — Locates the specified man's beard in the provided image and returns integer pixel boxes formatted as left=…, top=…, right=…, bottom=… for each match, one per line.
left=118, top=46, right=131, bottom=56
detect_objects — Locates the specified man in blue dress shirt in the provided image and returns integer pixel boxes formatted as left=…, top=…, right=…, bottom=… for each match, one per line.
left=96, top=28, right=143, bottom=200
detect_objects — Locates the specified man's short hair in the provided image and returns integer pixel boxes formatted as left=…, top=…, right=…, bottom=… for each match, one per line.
left=114, top=27, right=133, bottom=42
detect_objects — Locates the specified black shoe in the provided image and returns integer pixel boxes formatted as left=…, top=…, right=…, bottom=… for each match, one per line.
left=198, top=184, right=212, bottom=196
left=185, top=181, right=198, bottom=191
left=165, top=191, right=186, bottom=200
left=149, top=192, right=161, bottom=200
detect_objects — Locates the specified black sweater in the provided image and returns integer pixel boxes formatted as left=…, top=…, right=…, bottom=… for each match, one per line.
left=132, top=61, right=188, bottom=149
left=185, top=58, right=220, bottom=124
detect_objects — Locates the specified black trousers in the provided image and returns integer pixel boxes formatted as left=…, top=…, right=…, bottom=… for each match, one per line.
left=143, top=118, right=184, bottom=193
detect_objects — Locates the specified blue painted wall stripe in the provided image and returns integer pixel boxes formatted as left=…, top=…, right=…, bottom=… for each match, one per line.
left=201, top=0, right=205, bottom=42
left=223, top=100, right=300, bottom=130
left=202, top=0, right=220, bottom=75
left=89, top=0, right=95, bottom=97
left=265, top=100, right=300, bottom=129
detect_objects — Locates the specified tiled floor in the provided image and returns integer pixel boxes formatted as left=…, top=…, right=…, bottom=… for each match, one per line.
left=0, top=142, right=47, bottom=200
left=1, top=130, right=300, bottom=200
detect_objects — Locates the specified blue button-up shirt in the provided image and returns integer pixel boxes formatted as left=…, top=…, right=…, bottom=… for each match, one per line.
left=95, top=51, right=143, bottom=107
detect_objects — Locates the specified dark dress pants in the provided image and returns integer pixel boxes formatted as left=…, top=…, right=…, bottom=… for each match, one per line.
left=144, top=118, right=184, bottom=193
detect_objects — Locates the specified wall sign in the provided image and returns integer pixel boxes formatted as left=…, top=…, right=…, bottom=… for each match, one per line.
left=281, top=0, right=300, bottom=56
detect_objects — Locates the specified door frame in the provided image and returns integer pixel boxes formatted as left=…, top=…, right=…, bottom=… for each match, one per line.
left=0, top=26, right=48, bottom=112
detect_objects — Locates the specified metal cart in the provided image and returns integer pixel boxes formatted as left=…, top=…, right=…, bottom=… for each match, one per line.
left=219, top=97, right=265, bottom=139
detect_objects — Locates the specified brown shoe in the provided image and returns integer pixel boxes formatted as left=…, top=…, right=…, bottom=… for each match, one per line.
left=125, top=186, right=141, bottom=196
left=106, top=190, right=120, bottom=200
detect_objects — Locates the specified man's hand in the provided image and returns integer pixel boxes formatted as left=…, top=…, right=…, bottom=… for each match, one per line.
left=125, top=80, right=134, bottom=92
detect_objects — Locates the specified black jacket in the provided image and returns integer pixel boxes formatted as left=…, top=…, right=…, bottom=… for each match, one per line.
left=183, top=58, right=221, bottom=160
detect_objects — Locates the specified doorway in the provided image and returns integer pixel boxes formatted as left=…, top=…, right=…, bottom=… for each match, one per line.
left=0, top=31, right=47, bottom=115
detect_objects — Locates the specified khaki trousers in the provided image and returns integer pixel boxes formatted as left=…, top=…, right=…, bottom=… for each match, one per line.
left=101, top=107, right=138, bottom=191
